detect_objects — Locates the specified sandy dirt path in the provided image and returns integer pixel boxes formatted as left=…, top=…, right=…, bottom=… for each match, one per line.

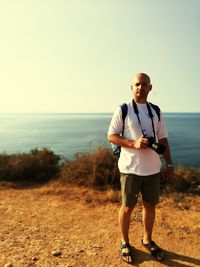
left=0, top=186, right=200, bottom=267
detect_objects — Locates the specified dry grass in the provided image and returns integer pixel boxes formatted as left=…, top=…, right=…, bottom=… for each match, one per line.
left=0, top=147, right=199, bottom=195
left=57, top=146, right=119, bottom=188
left=39, top=181, right=121, bottom=204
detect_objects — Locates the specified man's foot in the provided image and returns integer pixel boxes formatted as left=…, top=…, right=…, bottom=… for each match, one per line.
left=119, top=242, right=134, bottom=264
left=141, top=239, right=164, bottom=261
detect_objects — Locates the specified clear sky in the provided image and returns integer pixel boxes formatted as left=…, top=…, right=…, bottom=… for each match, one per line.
left=0, top=0, right=199, bottom=113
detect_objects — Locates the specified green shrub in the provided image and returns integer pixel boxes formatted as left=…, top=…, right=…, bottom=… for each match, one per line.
left=0, top=148, right=61, bottom=183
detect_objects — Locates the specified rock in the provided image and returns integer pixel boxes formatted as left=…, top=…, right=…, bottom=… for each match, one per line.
left=51, top=250, right=62, bottom=256
left=75, top=248, right=85, bottom=253
left=4, top=263, right=13, bottom=267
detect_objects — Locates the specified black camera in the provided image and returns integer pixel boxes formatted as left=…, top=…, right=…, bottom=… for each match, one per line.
left=146, top=136, right=166, bottom=155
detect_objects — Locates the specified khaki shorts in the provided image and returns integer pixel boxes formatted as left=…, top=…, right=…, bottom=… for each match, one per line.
left=120, top=173, right=160, bottom=207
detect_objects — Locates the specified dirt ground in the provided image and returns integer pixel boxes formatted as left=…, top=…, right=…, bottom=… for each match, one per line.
left=0, top=184, right=200, bottom=267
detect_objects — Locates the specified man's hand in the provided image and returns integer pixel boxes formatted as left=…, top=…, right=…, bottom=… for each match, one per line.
left=165, top=166, right=175, bottom=182
left=133, top=135, right=149, bottom=149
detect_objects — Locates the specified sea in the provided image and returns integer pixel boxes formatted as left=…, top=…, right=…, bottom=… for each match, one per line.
left=0, top=113, right=199, bottom=168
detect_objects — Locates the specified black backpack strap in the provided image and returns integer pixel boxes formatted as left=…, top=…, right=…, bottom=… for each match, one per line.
left=120, top=103, right=128, bottom=136
left=149, top=102, right=160, bottom=121
left=111, top=103, right=127, bottom=159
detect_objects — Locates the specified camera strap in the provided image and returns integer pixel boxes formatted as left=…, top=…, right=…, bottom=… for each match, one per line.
left=132, top=99, right=156, bottom=139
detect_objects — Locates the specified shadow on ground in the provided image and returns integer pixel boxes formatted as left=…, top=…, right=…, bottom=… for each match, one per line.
left=126, top=246, right=200, bottom=266
left=0, top=180, right=47, bottom=190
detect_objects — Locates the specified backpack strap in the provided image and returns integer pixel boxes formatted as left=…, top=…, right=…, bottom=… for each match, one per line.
left=111, top=103, right=127, bottom=158
left=149, top=102, right=160, bottom=121
left=120, top=103, right=128, bottom=136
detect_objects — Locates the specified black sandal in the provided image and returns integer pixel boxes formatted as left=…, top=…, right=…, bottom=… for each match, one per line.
left=141, top=239, right=164, bottom=261
left=119, top=242, right=134, bottom=264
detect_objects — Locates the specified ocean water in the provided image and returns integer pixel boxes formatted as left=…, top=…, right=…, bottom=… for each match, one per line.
left=0, top=113, right=199, bottom=168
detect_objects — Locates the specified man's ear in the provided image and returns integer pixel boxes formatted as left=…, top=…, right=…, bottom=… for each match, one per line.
left=149, top=84, right=152, bottom=91
left=131, top=85, right=133, bottom=91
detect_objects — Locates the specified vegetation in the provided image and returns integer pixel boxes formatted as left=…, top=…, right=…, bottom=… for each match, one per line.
left=0, top=148, right=60, bottom=183
left=0, top=147, right=199, bottom=194
left=58, top=147, right=119, bottom=188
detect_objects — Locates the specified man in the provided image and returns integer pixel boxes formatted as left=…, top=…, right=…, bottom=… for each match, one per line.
left=107, top=73, right=174, bottom=263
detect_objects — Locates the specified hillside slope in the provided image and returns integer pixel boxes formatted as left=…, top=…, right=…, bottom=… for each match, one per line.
left=0, top=186, right=199, bottom=267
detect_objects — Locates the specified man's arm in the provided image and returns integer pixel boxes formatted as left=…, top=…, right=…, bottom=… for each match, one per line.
left=108, top=134, right=133, bottom=148
left=159, top=138, right=175, bottom=181
left=108, top=134, right=150, bottom=149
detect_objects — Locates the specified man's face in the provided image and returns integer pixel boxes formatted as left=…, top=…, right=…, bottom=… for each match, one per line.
left=131, top=74, right=152, bottom=102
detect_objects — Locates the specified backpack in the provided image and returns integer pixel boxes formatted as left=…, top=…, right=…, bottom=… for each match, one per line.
left=111, top=102, right=160, bottom=161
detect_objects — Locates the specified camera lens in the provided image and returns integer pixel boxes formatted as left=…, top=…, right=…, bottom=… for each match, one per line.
left=151, top=143, right=166, bottom=154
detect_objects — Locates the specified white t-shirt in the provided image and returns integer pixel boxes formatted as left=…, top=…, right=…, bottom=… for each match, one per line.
left=108, top=101, right=168, bottom=175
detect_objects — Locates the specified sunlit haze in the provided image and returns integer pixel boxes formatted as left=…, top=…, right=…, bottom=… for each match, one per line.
left=0, top=0, right=199, bottom=113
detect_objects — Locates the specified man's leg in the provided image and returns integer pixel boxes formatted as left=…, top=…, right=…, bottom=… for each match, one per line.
left=118, top=205, right=135, bottom=243
left=142, top=201, right=164, bottom=260
left=142, top=201, right=156, bottom=244
left=119, top=173, right=140, bottom=243
left=141, top=173, right=160, bottom=244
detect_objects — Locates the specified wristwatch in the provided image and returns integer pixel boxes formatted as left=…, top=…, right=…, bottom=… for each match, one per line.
left=166, top=163, right=174, bottom=168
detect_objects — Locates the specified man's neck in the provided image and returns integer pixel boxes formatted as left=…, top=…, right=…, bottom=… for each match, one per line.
left=133, top=97, right=147, bottom=104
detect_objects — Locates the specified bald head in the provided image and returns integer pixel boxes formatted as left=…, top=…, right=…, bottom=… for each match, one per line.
left=133, top=73, right=151, bottom=84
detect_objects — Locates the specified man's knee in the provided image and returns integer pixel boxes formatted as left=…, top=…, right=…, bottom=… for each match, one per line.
left=120, top=205, right=135, bottom=215
left=142, top=201, right=156, bottom=211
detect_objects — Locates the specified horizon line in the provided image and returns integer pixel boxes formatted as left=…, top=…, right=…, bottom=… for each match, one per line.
left=0, top=111, right=200, bottom=115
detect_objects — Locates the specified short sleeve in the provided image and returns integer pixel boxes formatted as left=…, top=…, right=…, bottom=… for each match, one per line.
left=108, top=106, right=123, bottom=135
